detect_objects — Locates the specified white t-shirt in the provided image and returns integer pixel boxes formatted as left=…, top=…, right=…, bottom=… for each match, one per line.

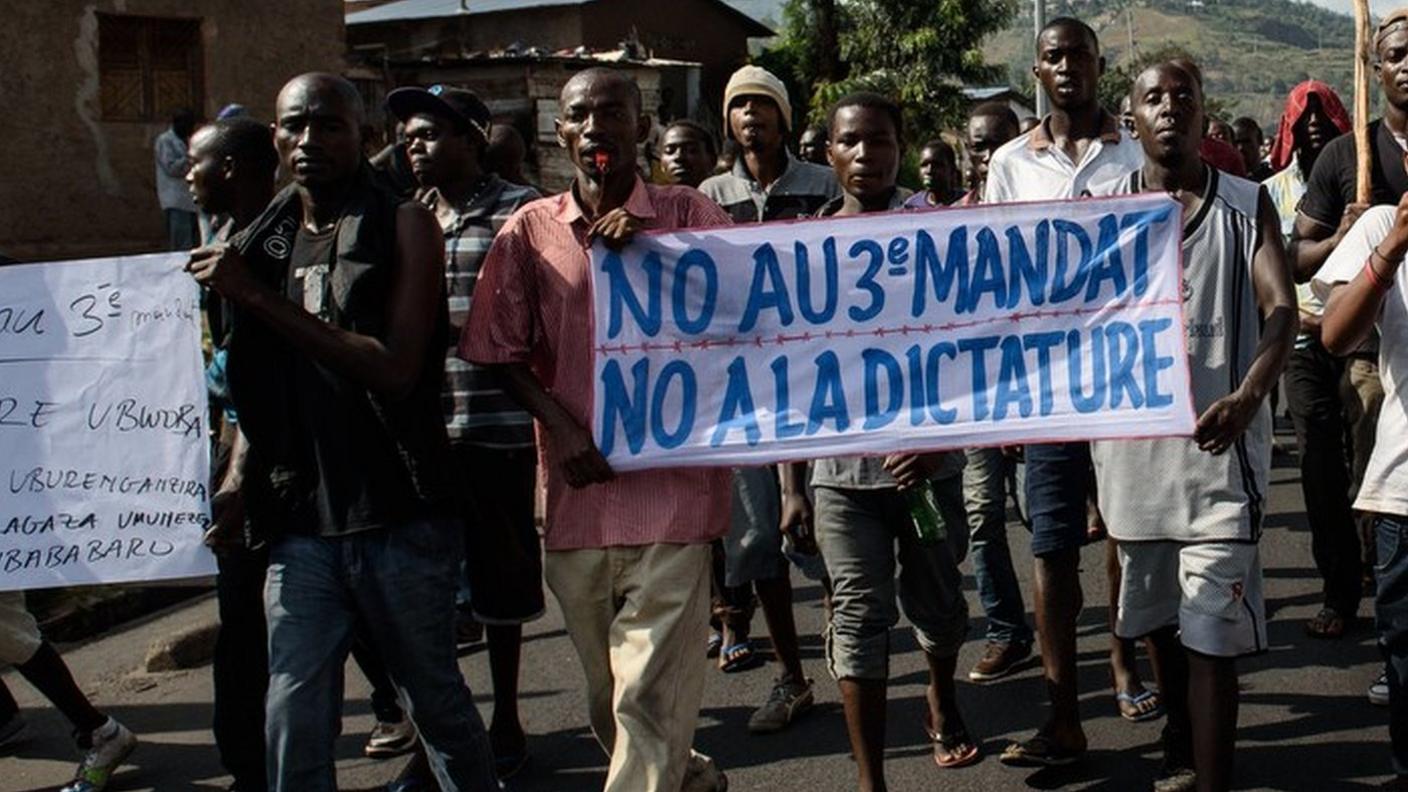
left=1312, top=205, right=1408, bottom=517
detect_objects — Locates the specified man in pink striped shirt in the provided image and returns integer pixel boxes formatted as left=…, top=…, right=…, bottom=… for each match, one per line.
left=460, top=67, right=731, bottom=792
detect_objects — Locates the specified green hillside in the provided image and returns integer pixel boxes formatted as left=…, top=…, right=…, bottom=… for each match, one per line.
left=985, top=0, right=1367, bottom=128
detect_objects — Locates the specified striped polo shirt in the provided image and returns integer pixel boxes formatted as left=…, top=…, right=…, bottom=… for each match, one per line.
left=426, top=175, right=540, bottom=449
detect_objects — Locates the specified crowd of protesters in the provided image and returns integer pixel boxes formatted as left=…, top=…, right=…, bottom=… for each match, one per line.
left=9, top=8, right=1408, bottom=792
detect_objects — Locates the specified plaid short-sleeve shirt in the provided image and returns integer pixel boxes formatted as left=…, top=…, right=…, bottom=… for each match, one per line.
left=427, top=175, right=540, bottom=448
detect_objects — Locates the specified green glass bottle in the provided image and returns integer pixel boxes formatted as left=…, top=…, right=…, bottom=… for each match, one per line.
left=905, top=484, right=946, bottom=544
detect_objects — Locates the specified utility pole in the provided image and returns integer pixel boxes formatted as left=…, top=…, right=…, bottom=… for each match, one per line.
left=1034, top=0, right=1048, bottom=117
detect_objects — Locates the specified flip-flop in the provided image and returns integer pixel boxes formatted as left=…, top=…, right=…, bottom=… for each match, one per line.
left=999, top=735, right=1083, bottom=768
left=706, top=631, right=723, bottom=659
left=719, top=640, right=761, bottom=673
left=1116, top=688, right=1165, bottom=722
left=928, top=727, right=981, bottom=769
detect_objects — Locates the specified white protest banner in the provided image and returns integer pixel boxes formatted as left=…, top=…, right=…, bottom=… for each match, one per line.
left=0, top=253, right=215, bottom=591
left=590, top=193, right=1194, bottom=472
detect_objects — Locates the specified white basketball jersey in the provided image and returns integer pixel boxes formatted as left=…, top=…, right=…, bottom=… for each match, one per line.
left=1090, top=167, right=1270, bottom=543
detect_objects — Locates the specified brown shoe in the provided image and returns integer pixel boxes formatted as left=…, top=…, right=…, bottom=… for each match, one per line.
left=969, top=640, right=1032, bottom=681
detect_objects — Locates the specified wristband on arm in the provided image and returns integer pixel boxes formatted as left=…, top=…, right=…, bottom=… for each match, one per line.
left=1365, top=251, right=1393, bottom=292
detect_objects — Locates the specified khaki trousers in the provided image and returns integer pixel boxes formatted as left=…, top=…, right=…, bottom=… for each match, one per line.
left=546, top=543, right=711, bottom=792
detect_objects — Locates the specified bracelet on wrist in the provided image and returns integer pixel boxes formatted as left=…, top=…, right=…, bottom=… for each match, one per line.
left=1364, top=256, right=1392, bottom=292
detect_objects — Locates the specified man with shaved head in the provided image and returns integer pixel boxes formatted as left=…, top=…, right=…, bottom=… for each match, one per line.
left=1090, top=60, right=1295, bottom=792
left=986, top=16, right=1146, bottom=770
left=187, top=72, right=500, bottom=792
left=461, top=66, right=732, bottom=792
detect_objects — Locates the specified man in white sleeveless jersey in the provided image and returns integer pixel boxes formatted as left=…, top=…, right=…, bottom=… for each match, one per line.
left=1088, top=62, right=1296, bottom=792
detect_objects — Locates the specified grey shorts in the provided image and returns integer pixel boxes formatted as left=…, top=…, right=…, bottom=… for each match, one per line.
left=814, top=477, right=970, bottom=680
left=0, top=591, right=42, bottom=666
left=1115, top=540, right=1267, bottom=657
left=723, top=467, right=827, bottom=586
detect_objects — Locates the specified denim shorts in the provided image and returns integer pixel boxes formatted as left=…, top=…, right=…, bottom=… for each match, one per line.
left=1024, top=442, right=1093, bottom=557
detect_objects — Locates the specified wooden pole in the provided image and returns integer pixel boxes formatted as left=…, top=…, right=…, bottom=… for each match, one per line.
left=1354, top=0, right=1373, bottom=204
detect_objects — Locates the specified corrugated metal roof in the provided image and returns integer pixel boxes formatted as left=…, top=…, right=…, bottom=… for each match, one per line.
left=346, top=0, right=772, bottom=35
left=347, top=0, right=590, bottom=25
left=962, top=86, right=1016, bottom=101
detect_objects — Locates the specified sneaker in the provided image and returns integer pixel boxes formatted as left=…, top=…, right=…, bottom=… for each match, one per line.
left=747, top=675, right=814, bottom=734
left=681, top=750, right=728, bottom=792
left=60, top=717, right=137, bottom=792
left=1153, top=766, right=1197, bottom=792
left=968, top=641, right=1032, bottom=681
left=0, top=713, right=26, bottom=751
left=365, top=716, right=418, bottom=758
left=1372, top=672, right=1391, bottom=707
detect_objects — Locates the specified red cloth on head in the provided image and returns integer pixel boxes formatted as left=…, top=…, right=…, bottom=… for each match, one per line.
left=1201, top=137, right=1247, bottom=177
left=1268, top=80, right=1352, bottom=173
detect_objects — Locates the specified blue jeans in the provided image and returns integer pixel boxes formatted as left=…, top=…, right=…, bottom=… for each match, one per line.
left=963, top=448, right=1033, bottom=645
left=1377, top=513, right=1408, bottom=777
left=264, top=520, right=498, bottom=792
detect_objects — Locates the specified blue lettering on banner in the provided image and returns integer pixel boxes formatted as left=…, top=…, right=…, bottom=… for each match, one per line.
left=590, top=193, right=1192, bottom=469
left=807, top=350, right=850, bottom=433
left=739, top=244, right=795, bottom=333
left=862, top=349, right=903, bottom=430
left=713, top=356, right=762, bottom=446
left=603, top=250, right=661, bottom=339
left=671, top=250, right=717, bottom=335
left=796, top=239, right=838, bottom=323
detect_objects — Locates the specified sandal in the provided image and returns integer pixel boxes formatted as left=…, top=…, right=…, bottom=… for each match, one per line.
left=719, top=640, right=761, bottom=673
left=1306, top=607, right=1347, bottom=639
left=926, top=725, right=980, bottom=769
left=999, top=735, right=1083, bottom=768
left=706, top=630, right=723, bottom=659
left=1116, top=688, right=1164, bottom=722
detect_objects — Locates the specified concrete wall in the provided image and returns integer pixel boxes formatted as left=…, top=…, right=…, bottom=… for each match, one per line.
left=0, top=0, right=345, bottom=261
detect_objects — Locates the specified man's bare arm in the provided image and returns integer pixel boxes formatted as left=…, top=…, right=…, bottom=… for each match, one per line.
left=1289, top=204, right=1367, bottom=283
left=778, top=461, right=816, bottom=555
left=189, top=203, right=444, bottom=399
left=491, top=362, right=614, bottom=488
left=1323, top=195, right=1408, bottom=354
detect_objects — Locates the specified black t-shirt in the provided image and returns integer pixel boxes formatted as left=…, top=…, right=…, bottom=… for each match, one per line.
left=284, top=225, right=440, bottom=537
left=1300, top=119, right=1408, bottom=228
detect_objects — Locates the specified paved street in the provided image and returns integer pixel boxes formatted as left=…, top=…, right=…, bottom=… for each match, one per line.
left=0, top=450, right=1395, bottom=791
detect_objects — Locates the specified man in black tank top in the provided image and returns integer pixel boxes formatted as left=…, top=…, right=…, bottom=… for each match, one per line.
left=187, top=73, right=498, bottom=792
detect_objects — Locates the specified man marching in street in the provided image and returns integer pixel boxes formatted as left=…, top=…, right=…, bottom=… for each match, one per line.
left=187, top=72, right=500, bottom=792
left=699, top=64, right=836, bottom=731
left=983, top=16, right=1147, bottom=768
left=387, top=83, right=542, bottom=784
left=460, top=67, right=732, bottom=792
left=781, top=91, right=976, bottom=792
left=1089, top=61, right=1296, bottom=791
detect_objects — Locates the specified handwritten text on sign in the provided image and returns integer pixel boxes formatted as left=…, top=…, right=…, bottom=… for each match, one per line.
left=0, top=254, right=215, bottom=591
left=590, top=193, right=1194, bottom=471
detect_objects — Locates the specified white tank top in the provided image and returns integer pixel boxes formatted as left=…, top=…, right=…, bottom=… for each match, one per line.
left=1090, top=167, right=1270, bottom=542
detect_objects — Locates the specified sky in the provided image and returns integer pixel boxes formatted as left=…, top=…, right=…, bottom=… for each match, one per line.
left=1304, top=0, right=1400, bottom=14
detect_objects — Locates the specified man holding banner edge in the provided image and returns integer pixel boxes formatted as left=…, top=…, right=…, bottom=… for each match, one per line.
left=460, top=67, right=733, bottom=792
left=778, top=91, right=978, bottom=788
left=1090, top=62, right=1296, bottom=791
